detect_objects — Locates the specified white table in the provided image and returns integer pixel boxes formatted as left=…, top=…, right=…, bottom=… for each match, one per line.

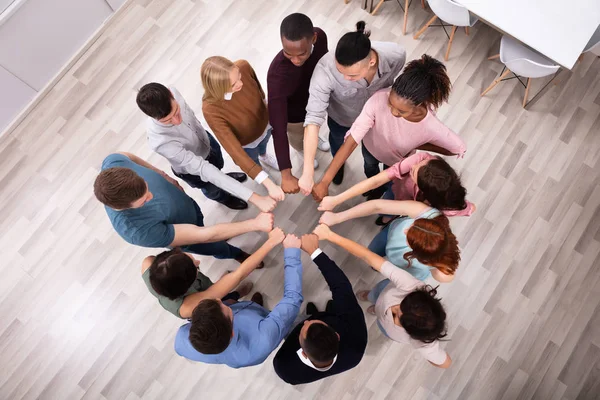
left=455, top=0, right=600, bottom=70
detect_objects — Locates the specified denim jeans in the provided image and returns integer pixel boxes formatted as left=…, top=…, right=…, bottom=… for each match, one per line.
left=368, top=224, right=390, bottom=257
left=173, top=132, right=234, bottom=203
left=362, top=144, right=392, bottom=196
left=327, top=117, right=351, bottom=157
left=179, top=203, right=242, bottom=260
left=244, top=128, right=272, bottom=166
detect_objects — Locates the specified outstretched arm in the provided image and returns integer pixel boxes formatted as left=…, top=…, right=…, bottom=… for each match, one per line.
left=319, top=170, right=391, bottom=211
left=258, top=236, right=304, bottom=351
left=320, top=200, right=431, bottom=227
left=311, top=136, right=358, bottom=201
left=178, top=229, right=285, bottom=318
left=169, top=212, right=274, bottom=247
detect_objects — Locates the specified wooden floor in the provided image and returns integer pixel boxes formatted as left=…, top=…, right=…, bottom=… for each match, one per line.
left=1, top=0, right=600, bottom=399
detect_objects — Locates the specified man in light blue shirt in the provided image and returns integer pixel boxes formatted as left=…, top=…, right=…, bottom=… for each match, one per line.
left=174, top=231, right=303, bottom=368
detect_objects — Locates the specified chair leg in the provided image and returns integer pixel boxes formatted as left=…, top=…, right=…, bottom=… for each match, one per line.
left=414, top=15, right=438, bottom=39
left=465, top=26, right=470, bottom=35
left=344, top=0, right=350, bottom=4
left=371, top=0, right=385, bottom=15
left=481, top=68, right=512, bottom=96
left=445, top=26, right=458, bottom=61
left=421, top=0, right=425, bottom=8
left=402, top=0, right=409, bottom=34
left=488, top=54, right=500, bottom=60
left=522, top=78, right=531, bottom=108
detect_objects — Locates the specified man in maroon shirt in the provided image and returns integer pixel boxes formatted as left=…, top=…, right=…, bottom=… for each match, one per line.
left=267, top=13, right=329, bottom=194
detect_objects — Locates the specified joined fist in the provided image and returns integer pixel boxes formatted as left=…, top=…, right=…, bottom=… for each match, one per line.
left=268, top=227, right=285, bottom=244
left=255, top=212, right=275, bottom=232
left=313, top=224, right=333, bottom=241
left=283, top=233, right=301, bottom=248
left=300, top=234, right=319, bottom=254
left=318, top=196, right=337, bottom=212
left=319, top=211, right=339, bottom=227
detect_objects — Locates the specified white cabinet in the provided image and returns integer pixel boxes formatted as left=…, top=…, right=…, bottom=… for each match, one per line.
left=0, top=64, right=35, bottom=131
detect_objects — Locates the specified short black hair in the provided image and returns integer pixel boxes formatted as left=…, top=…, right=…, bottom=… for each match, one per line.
left=148, top=248, right=197, bottom=300
left=280, top=13, right=314, bottom=41
left=189, top=299, right=233, bottom=354
left=417, top=156, right=467, bottom=211
left=136, top=82, right=174, bottom=120
left=391, top=54, right=451, bottom=109
left=400, top=286, right=447, bottom=344
left=302, top=323, right=339, bottom=363
left=335, top=21, right=371, bottom=66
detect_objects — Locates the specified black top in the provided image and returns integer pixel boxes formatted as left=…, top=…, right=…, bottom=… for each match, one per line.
left=273, top=252, right=368, bottom=385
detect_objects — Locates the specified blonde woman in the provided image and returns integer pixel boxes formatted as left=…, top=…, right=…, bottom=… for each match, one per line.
left=201, top=56, right=284, bottom=201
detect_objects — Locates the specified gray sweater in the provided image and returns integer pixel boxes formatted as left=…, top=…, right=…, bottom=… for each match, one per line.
left=146, top=87, right=254, bottom=201
left=304, top=41, right=406, bottom=128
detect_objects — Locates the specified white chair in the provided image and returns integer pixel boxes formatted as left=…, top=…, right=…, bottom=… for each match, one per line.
left=482, top=35, right=560, bottom=108
left=413, top=0, right=478, bottom=61
left=580, top=24, right=600, bottom=59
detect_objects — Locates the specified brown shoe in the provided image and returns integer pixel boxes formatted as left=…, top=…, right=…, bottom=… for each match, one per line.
left=235, top=251, right=264, bottom=269
left=250, top=292, right=264, bottom=306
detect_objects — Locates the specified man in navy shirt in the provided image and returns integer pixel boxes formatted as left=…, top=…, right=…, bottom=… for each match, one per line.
left=94, top=152, right=273, bottom=261
left=273, top=234, right=368, bottom=384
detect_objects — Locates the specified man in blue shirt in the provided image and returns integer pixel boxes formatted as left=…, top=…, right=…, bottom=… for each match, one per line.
left=94, top=152, right=274, bottom=261
left=174, top=229, right=303, bottom=368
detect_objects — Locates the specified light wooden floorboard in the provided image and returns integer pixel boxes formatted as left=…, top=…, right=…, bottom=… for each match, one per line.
left=1, top=0, right=600, bottom=399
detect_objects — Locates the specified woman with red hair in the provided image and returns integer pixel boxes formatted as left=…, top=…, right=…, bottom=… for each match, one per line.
left=320, top=200, right=459, bottom=283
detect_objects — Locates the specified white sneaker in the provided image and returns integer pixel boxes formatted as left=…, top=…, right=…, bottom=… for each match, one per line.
left=258, top=153, right=279, bottom=170
left=317, top=136, right=330, bottom=152
left=298, top=151, right=319, bottom=169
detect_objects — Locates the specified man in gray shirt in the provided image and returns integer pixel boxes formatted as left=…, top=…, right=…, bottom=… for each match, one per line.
left=297, top=21, right=406, bottom=196
left=137, top=83, right=276, bottom=212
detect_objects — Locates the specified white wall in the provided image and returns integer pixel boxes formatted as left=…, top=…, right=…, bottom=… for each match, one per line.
left=0, top=0, right=123, bottom=132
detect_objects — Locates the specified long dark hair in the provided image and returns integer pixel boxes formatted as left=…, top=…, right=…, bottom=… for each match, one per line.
left=416, top=156, right=467, bottom=211
left=335, top=21, right=371, bottom=66
left=391, top=54, right=451, bottom=109
left=400, top=285, right=447, bottom=343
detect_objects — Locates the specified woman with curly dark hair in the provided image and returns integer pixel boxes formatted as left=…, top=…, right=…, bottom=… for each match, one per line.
left=313, top=54, right=467, bottom=202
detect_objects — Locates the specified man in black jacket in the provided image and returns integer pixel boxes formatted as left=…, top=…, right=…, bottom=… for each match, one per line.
left=272, top=234, right=368, bottom=385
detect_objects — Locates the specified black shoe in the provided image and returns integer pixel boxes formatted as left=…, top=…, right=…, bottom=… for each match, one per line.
left=366, top=186, right=386, bottom=201
left=325, top=300, right=334, bottom=314
left=375, top=216, right=388, bottom=226
left=332, top=164, right=345, bottom=185
left=251, top=292, right=264, bottom=306
left=306, top=302, right=319, bottom=315
left=235, top=251, right=264, bottom=269
left=220, top=196, right=248, bottom=210
left=226, top=172, right=247, bottom=183
left=362, top=190, right=372, bottom=197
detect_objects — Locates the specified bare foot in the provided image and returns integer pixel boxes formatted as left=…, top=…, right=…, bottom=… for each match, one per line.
left=356, top=290, right=370, bottom=302
left=367, top=305, right=376, bottom=315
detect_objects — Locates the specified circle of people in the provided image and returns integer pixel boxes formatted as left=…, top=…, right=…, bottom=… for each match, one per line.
left=94, top=13, right=473, bottom=384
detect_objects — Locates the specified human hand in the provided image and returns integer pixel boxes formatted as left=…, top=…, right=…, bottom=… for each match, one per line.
left=268, top=227, right=285, bottom=245
left=250, top=194, right=277, bottom=212
left=318, top=196, right=338, bottom=211
left=254, top=212, right=274, bottom=232
left=283, top=233, right=301, bottom=248
left=300, top=234, right=319, bottom=254
left=313, top=224, right=333, bottom=241
left=319, top=211, right=340, bottom=227
left=281, top=171, right=300, bottom=194
left=298, top=173, right=314, bottom=196
left=311, top=181, right=329, bottom=202
left=268, top=184, right=285, bottom=202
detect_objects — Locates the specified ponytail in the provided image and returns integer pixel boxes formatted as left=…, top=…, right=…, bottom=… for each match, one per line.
left=335, top=21, right=372, bottom=66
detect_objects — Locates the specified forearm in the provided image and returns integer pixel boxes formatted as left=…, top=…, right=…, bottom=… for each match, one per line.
left=201, top=162, right=254, bottom=201
left=417, top=143, right=455, bottom=156
left=330, top=201, right=382, bottom=224
left=327, top=232, right=386, bottom=271
left=320, top=137, right=358, bottom=185
left=170, top=220, right=255, bottom=247
left=333, top=171, right=391, bottom=205
left=303, top=124, right=320, bottom=177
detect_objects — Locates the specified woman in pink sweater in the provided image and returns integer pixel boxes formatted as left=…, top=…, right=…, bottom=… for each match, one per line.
left=312, top=55, right=466, bottom=202
left=319, top=151, right=475, bottom=224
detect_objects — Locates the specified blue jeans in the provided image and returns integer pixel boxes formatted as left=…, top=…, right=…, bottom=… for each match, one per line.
left=369, top=224, right=390, bottom=257
left=368, top=279, right=392, bottom=338
left=362, top=144, right=392, bottom=194
left=180, top=203, right=242, bottom=260
left=327, top=117, right=351, bottom=157
left=173, top=132, right=234, bottom=203
left=244, top=128, right=272, bottom=166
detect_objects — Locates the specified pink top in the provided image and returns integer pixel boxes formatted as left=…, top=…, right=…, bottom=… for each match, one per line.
left=386, top=152, right=475, bottom=217
left=347, top=89, right=466, bottom=167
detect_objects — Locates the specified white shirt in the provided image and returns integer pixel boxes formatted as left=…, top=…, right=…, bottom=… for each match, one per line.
left=296, top=349, right=337, bottom=371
